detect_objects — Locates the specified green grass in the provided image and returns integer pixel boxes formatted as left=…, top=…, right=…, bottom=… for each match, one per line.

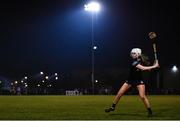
left=0, top=95, right=180, bottom=120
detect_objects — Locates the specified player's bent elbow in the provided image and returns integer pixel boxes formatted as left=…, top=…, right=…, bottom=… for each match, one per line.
left=136, top=65, right=148, bottom=71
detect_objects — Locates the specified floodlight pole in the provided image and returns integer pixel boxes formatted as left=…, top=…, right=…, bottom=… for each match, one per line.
left=91, top=12, right=95, bottom=95
left=84, top=2, right=100, bottom=95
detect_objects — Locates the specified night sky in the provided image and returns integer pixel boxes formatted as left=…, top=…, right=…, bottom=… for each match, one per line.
left=0, top=0, right=179, bottom=79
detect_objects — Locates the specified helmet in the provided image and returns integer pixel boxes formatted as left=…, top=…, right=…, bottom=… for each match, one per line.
left=131, top=48, right=142, bottom=56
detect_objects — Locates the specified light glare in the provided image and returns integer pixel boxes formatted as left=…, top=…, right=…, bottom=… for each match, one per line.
left=84, top=2, right=100, bottom=12
left=55, top=77, right=58, bottom=80
left=93, top=46, right=97, bottom=50
left=45, top=76, right=49, bottom=80
left=172, top=65, right=178, bottom=72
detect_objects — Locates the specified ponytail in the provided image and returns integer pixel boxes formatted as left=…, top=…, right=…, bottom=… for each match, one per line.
left=140, top=54, right=150, bottom=66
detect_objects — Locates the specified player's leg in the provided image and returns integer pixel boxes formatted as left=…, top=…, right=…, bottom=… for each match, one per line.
left=113, top=82, right=131, bottom=104
left=105, top=82, right=131, bottom=113
left=137, top=84, right=152, bottom=116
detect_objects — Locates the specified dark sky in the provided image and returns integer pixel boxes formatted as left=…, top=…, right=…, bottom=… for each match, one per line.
left=0, top=0, right=179, bottom=79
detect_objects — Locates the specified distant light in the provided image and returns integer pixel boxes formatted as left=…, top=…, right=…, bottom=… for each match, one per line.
left=95, top=80, right=98, bottom=83
left=25, top=84, right=28, bottom=87
left=38, top=84, right=40, bottom=87
left=21, top=80, right=24, bottom=83
left=55, top=77, right=58, bottom=80
left=15, top=81, right=18, bottom=84
left=47, top=84, right=52, bottom=87
left=93, top=46, right=97, bottom=50
left=172, top=65, right=178, bottom=73
left=11, top=83, right=14, bottom=86
left=24, top=83, right=27, bottom=85
left=0, top=81, right=2, bottom=84
left=55, top=73, right=58, bottom=76
left=24, top=76, right=28, bottom=79
left=45, top=76, right=49, bottom=80
left=42, top=80, right=45, bottom=83
left=84, top=2, right=100, bottom=12
left=40, top=72, right=44, bottom=75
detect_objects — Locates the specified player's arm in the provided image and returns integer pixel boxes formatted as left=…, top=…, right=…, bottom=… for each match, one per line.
left=136, top=60, right=159, bottom=71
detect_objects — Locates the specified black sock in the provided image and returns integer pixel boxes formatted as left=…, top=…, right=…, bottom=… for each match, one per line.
left=111, top=103, right=116, bottom=108
left=147, top=108, right=152, bottom=114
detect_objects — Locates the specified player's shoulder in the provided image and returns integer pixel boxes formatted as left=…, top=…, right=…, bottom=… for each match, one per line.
left=131, top=58, right=141, bottom=66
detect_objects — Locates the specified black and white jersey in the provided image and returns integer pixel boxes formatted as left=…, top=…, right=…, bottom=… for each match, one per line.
left=128, top=58, right=143, bottom=81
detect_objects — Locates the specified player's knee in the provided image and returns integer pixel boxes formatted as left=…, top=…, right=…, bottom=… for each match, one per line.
left=117, top=91, right=123, bottom=96
left=139, top=95, right=146, bottom=100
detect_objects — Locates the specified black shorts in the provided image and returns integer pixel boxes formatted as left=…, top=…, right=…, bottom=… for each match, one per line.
left=125, top=80, right=145, bottom=86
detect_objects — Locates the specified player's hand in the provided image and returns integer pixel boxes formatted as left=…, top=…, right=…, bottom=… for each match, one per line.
left=153, top=60, right=159, bottom=68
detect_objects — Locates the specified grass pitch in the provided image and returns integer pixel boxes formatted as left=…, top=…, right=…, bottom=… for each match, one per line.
left=0, top=95, right=180, bottom=120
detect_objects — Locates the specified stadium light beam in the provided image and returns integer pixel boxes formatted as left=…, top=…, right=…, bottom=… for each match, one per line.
left=84, top=2, right=100, bottom=12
